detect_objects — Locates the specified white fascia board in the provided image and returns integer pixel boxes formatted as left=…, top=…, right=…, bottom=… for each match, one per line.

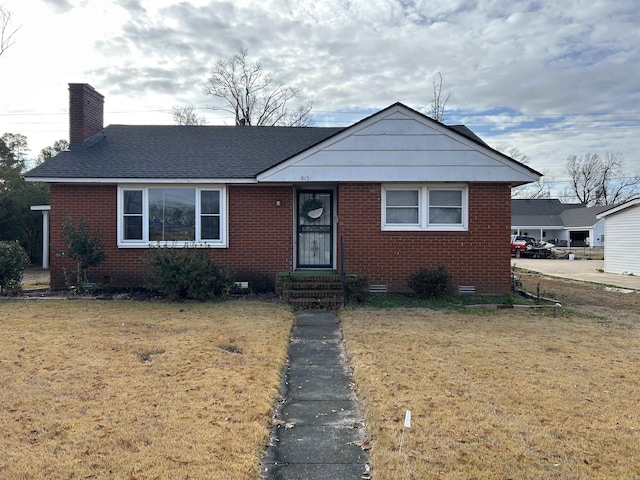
left=511, top=225, right=561, bottom=229
left=596, top=198, right=640, bottom=219
left=563, top=226, right=591, bottom=231
left=25, top=177, right=258, bottom=184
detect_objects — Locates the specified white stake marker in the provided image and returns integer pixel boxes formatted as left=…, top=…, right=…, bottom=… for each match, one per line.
left=404, top=410, right=412, bottom=428
left=399, top=410, right=411, bottom=453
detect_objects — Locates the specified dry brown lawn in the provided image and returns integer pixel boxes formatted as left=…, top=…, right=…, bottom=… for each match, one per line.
left=0, top=300, right=293, bottom=480
left=342, top=272, right=640, bottom=479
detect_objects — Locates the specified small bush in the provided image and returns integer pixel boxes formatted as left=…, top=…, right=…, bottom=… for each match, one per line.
left=146, top=246, right=233, bottom=301
left=0, top=241, right=30, bottom=294
left=344, top=275, right=370, bottom=305
left=409, top=265, right=452, bottom=298
left=61, top=216, right=106, bottom=287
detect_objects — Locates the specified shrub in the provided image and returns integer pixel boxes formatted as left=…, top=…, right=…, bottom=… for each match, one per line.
left=344, top=275, right=370, bottom=305
left=409, top=265, right=452, bottom=298
left=146, top=246, right=233, bottom=301
left=0, top=241, right=30, bottom=294
left=61, top=216, right=106, bottom=287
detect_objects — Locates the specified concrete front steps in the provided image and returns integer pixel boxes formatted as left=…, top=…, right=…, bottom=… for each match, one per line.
left=276, top=272, right=347, bottom=310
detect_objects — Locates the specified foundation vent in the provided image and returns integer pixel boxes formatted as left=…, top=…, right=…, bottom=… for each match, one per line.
left=369, top=284, right=388, bottom=294
left=458, top=285, right=476, bottom=295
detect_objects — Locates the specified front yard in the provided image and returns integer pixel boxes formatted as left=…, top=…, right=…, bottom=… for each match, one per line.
left=0, top=300, right=294, bottom=479
left=341, top=273, right=640, bottom=479
left=2, top=271, right=639, bottom=479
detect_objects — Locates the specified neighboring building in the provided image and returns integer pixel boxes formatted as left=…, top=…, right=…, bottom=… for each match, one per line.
left=597, top=199, right=640, bottom=275
left=25, top=83, right=540, bottom=294
left=511, top=199, right=611, bottom=247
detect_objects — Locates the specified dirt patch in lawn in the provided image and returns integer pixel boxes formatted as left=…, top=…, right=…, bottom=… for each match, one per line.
left=341, top=274, right=640, bottom=479
left=0, top=300, right=294, bottom=479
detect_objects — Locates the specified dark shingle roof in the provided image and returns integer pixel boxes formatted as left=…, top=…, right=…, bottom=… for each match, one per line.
left=511, top=199, right=615, bottom=228
left=511, top=214, right=565, bottom=227
left=512, top=199, right=583, bottom=227
left=25, top=125, right=345, bottom=179
left=561, top=205, right=614, bottom=227
left=512, top=199, right=584, bottom=216
left=448, top=125, right=488, bottom=145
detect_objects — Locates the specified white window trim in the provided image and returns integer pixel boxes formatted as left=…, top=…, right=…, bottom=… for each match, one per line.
left=382, top=184, right=468, bottom=231
left=117, top=185, right=228, bottom=248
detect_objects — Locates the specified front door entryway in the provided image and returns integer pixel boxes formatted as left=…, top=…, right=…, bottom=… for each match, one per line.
left=297, top=190, right=333, bottom=268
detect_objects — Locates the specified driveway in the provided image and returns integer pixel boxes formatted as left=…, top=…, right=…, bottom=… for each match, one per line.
left=512, top=258, right=640, bottom=291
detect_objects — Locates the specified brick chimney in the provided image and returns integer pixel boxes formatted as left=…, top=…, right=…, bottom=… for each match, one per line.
left=68, top=83, right=104, bottom=150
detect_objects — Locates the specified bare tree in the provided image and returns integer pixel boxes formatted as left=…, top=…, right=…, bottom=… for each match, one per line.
left=1, top=6, right=18, bottom=57
left=499, top=146, right=552, bottom=199
left=203, top=48, right=313, bottom=126
left=566, top=151, right=640, bottom=206
left=172, top=105, right=207, bottom=126
left=428, top=72, right=451, bottom=122
left=512, top=175, right=552, bottom=199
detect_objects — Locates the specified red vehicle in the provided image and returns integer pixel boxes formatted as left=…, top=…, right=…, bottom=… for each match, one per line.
left=511, top=235, right=553, bottom=258
left=511, top=235, right=530, bottom=257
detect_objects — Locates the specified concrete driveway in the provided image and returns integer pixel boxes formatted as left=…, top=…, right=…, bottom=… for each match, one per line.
left=512, top=258, right=640, bottom=291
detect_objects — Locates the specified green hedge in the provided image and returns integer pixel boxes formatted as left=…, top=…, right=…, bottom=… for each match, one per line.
left=146, top=246, right=233, bottom=301
left=408, top=265, right=452, bottom=298
left=0, top=240, right=30, bottom=294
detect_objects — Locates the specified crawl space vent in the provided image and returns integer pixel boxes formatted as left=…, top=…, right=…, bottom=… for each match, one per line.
left=458, top=285, right=476, bottom=295
left=369, top=284, right=388, bottom=294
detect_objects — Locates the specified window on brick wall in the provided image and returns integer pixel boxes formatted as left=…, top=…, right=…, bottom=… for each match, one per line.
left=117, top=185, right=227, bottom=247
left=382, top=184, right=468, bottom=231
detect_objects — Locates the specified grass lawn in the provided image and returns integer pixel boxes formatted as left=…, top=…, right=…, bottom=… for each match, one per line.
left=0, top=300, right=294, bottom=479
left=341, top=275, right=640, bottom=479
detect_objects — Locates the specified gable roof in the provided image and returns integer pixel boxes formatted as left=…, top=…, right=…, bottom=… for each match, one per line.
left=257, top=103, right=540, bottom=184
left=25, top=102, right=540, bottom=185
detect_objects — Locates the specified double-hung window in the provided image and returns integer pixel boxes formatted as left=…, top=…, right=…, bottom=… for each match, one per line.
left=118, top=186, right=227, bottom=247
left=382, top=184, right=467, bottom=231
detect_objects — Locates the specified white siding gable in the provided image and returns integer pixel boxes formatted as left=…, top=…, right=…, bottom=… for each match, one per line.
left=257, top=105, right=539, bottom=184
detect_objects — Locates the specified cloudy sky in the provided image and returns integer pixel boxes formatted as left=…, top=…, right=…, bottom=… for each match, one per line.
left=1, top=0, right=639, bottom=197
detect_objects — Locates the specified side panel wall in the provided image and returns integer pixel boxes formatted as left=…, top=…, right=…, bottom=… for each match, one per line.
left=604, top=206, right=640, bottom=275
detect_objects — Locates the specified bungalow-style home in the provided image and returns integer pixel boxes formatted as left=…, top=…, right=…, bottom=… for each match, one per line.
left=596, top=198, right=640, bottom=275
left=25, top=83, right=540, bottom=295
left=511, top=199, right=612, bottom=247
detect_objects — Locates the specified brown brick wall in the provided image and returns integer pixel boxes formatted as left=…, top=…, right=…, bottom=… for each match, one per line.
left=49, top=182, right=511, bottom=294
left=337, top=183, right=512, bottom=294
left=49, top=184, right=294, bottom=289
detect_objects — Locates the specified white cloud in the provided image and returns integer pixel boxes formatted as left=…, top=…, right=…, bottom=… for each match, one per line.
left=1, top=0, right=638, bottom=183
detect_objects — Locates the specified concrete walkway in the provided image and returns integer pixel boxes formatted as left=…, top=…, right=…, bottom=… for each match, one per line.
left=261, top=311, right=370, bottom=479
left=512, top=258, right=640, bottom=290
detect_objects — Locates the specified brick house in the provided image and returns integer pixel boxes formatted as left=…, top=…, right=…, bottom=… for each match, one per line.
left=25, top=83, right=540, bottom=295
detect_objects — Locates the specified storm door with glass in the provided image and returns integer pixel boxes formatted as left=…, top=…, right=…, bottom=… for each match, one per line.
left=297, top=190, right=333, bottom=268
